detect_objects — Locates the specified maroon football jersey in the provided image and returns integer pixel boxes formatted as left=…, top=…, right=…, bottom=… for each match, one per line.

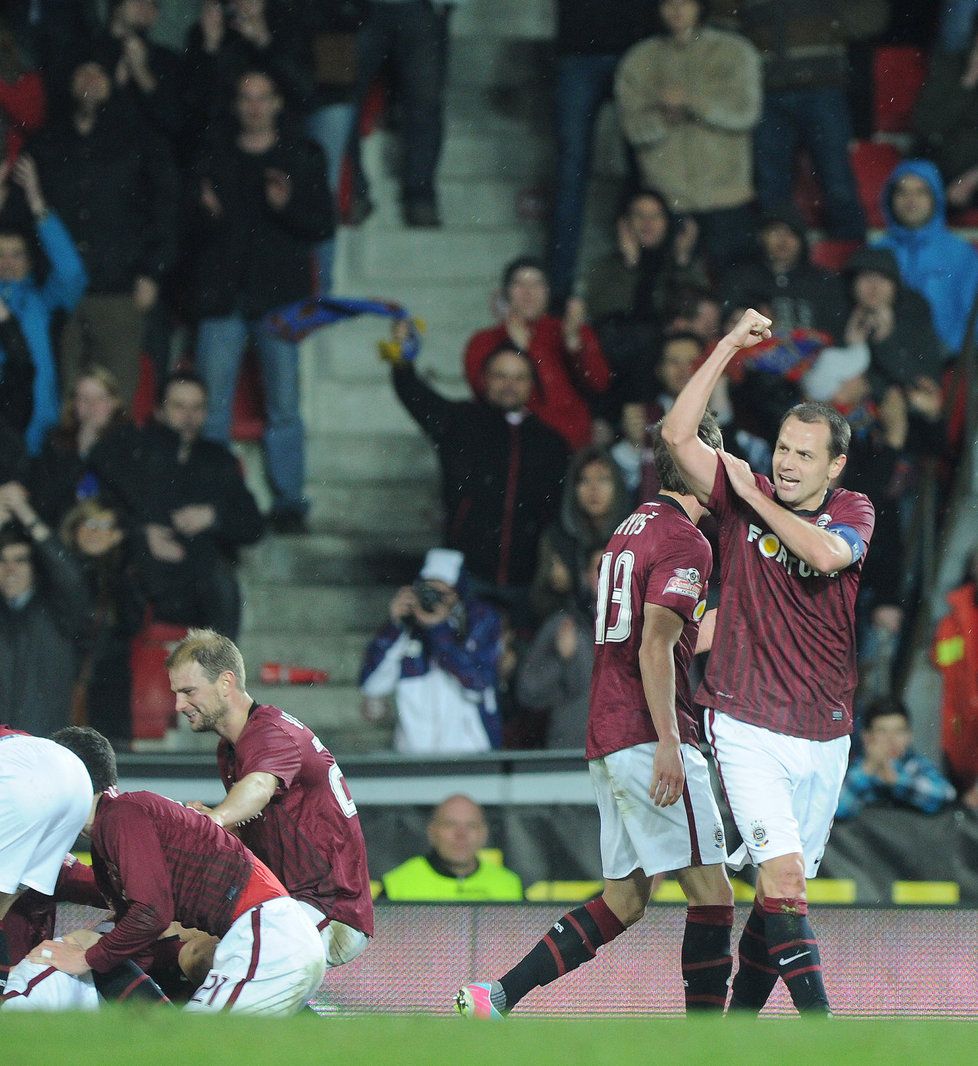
left=217, top=705, right=374, bottom=937
left=587, top=496, right=712, bottom=760
left=699, top=464, right=875, bottom=740
left=85, top=789, right=272, bottom=973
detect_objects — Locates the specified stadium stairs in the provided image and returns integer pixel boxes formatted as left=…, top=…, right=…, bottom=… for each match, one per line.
left=149, top=4, right=626, bottom=754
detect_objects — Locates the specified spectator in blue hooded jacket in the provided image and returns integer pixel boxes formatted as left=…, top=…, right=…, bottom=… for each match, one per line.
left=875, top=159, right=978, bottom=357
left=0, top=154, right=87, bottom=456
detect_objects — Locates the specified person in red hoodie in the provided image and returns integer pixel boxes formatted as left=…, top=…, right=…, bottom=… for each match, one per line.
left=464, top=257, right=610, bottom=450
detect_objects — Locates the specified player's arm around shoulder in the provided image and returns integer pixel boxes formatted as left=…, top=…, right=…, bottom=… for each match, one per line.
left=717, top=450, right=866, bottom=574
left=188, top=771, right=279, bottom=830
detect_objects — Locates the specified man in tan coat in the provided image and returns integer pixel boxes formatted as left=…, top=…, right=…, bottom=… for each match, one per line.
left=616, top=0, right=762, bottom=270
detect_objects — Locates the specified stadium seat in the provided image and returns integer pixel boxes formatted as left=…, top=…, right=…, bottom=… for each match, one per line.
left=231, top=347, right=266, bottom=442
left=131, top=353, right=157, bottom=427
left=809, top=239, right=861, bottom=272
left=872, top=45, right=927, bottom=135
left=130, top=620, right=188, bottom=739
left=850, top=140, right=902, bottom=229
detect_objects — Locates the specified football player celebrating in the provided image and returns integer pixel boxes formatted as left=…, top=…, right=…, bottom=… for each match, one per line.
left=662, top=308, right=874, bottom=1014
left=456, top=413, right=734, bottom=1018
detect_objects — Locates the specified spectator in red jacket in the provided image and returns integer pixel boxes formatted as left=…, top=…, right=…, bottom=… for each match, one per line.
left=464, top=257, right=610, bottom=450
left=0, top=16, right=45, bottom=161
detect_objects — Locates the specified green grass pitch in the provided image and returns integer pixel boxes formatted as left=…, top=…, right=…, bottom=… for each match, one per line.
left=2, top=1012, right=976, bottom=1066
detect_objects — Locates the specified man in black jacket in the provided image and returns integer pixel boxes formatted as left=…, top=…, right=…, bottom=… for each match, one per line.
left=392, top=343, right=568, bottom=625
left=96, top=372, right=264, bottom=639
left=0, top=482, right=92, bottom=735
left=190, top=67, right=333, bottom=535
left=31, top=57, right=179, bottom=408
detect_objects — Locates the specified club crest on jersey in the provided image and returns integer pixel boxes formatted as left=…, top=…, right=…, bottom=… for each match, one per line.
left=713, top=822, right=725, bottom=848
left=750, top=819, right=769, bottom=847
left=664, top=567, right=702, bottom=599
left=746, top=523, right=836, bottom=578
left=693, top=599, right=707, bottom=621
left=816, top=513, right=832, bottom=528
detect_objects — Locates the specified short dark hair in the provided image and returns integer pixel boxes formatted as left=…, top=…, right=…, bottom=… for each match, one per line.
left=652, top=411, right=723, bottom=494
left=660, top=330, right=705, bottom=354
left=162, top=370, right=208, bottom=400
left=482, top=342, right=536, bottom=380
left=863, top=696, right=911, bottom=731
left=617, top=186, right=669, bottom=220
left=51, top=726, right=118, bottom=793
left=779, top=401, right=851, bottom=459
left=501, top=256, right=548, bottom=291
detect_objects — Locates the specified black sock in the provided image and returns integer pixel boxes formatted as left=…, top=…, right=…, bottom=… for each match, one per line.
left=499, top=897, right=626, bottom=1010
left=729, top=900, right=779, bottom=1012
left=763, top=897, right=830, bottom=1014
left=682, top=905, right=734, bottom=1012
left=92, top=960, right=172, bottom=1005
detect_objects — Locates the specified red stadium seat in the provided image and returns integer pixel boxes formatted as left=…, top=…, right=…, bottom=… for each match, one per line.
left=130, top=621, right=187, bottom=739
left=231, top=347, right=266, bottom=442
left=850, top=140, right=902, bottom=229
left=873, top=46, right=928, bottom=135
left=809, top=239, right=861, bottom=272
left=131, top=353, right=156, bottom=426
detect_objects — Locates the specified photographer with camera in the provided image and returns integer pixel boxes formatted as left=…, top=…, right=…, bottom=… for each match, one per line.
left=358, top=548, right=504, bottom=754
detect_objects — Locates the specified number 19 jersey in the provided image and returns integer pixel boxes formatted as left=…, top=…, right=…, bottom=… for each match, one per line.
left=586, top=495, right=713, bottom=760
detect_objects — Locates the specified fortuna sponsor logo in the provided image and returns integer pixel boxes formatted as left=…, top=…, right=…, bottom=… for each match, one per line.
left=746, top=524, right=838, bottom=578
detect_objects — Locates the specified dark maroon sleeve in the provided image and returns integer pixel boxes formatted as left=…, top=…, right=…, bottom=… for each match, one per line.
left=645, top=532, right=712, bottom=622
left=235, top=718, right=303, bottom=792
left=84, top=806, right=175, bottom=973
left=54, top=856, right=106, bottom=908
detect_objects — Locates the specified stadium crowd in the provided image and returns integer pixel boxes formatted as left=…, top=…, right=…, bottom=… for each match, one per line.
left=0, top=0, right=974, bottom=829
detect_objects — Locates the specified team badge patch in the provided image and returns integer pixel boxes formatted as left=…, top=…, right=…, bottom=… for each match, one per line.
left=663, top=567, right=702, bottom=599
left=713, top=822, right=725, bottom=848
left=750, top=819, right=768, bottom=847
left=693, top=599, right=707, bottom=621
left=816, top=513, right=832, bottom=528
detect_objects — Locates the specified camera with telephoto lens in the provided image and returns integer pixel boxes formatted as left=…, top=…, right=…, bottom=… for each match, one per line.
left=412, top=579, right=445, bottom=614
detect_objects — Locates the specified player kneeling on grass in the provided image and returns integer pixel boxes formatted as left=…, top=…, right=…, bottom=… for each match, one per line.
left=456, top=414, right=734, bottom=1018
left=23, top=727, right=326, bottom=1015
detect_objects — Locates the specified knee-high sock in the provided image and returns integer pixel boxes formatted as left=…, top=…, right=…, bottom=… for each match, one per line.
left=763, top=896, right=830, bottom=1014
left=498, top=897, right=626, bottom=1011
left=729, top=899, right=779, bottom=1012
left=682, top=904, right=734, bottom=1012
left=92, top=960, right=172, bottom=1005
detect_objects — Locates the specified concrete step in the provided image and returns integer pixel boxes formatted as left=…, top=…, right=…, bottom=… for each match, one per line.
left=302, top=431, right=438, bottom=483
left=237, top=630, right=374, bottom=685
left=451, top=2, right=554, bottom=42
left=305, top=375, right=469, bottom=434
left=241, top=520, right=436, bottom=583
left=239, top=581, right=399, bottom=632
left=246, top=681, right=364, bottom=732
left=344, top=225, right=544, bottom=282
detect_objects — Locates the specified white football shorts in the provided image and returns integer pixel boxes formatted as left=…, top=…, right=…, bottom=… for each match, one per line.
left=704, top=709, right=850, bottom=879
left=1, top=942, right=100, bottom=1012
left=185, top=896, right=326, bottom=1015
left=297, top=901, right=369, bottom=969
left=0, top=735, right=93, bottom=895
left=589, top=741, right=728, bottom=880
